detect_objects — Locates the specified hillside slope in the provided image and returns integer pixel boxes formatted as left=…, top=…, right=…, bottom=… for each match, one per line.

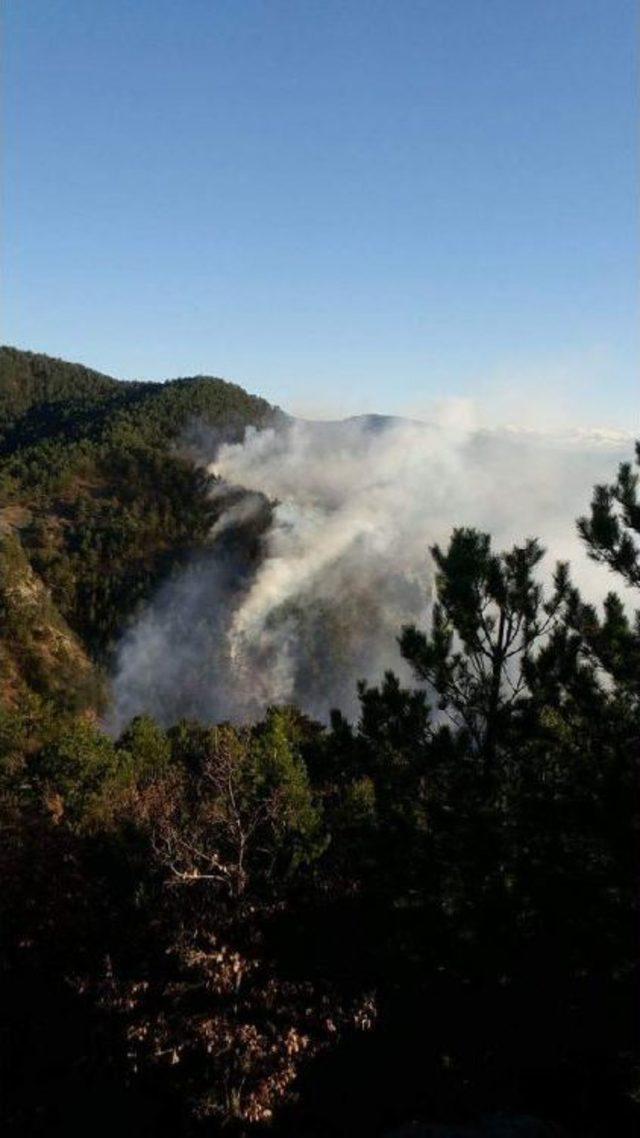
left=0, top=347, right=276, bottom=710
left=0, top=530, right=101, bottom=712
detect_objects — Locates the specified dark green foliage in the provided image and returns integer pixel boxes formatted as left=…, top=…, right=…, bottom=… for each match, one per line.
left=0, top=346, right=123, bottom=429
left=578, top=441, right=640, bottom=588
left=573, top=443, right=640, bottom=694
left=117, top=715, right=172, bottom=783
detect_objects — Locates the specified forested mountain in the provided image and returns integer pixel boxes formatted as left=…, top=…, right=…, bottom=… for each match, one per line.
left=0, top=347, right=638, bottom=1138
left=0, top=347, right=276, bottom=707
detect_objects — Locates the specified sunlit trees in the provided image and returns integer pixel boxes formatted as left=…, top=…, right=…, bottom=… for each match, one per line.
left=571, top=441, right=640, bottom=695
left=146, top=709, right=323, bottom=901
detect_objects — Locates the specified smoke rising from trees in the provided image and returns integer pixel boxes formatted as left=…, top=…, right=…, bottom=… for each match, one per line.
left=108, top=413, right=631, bottom=730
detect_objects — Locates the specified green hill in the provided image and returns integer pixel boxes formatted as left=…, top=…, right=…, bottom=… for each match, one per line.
left=0, top=346, right=276, bottom=709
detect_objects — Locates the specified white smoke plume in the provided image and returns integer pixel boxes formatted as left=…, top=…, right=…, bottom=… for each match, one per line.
left=107, top=411, right=634, bottom=732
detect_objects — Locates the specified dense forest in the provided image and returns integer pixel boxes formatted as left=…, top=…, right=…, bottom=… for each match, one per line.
left=0, top=347, right=276, bottom=705
left=0, top=348, right=638, bottom=1137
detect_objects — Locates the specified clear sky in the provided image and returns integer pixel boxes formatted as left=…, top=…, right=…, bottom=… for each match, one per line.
left=3, top=0, right=638, bottom=427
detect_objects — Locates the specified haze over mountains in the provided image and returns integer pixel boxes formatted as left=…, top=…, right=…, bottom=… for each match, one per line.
left=0, top=346, right=631, bottom=728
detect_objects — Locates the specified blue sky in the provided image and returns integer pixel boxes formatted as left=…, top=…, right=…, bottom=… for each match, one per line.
left=4, top=0, right=638, bottom=426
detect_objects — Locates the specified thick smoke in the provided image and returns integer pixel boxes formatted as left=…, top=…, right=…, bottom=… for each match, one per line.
left=107, top=413, right=633, bottom=731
